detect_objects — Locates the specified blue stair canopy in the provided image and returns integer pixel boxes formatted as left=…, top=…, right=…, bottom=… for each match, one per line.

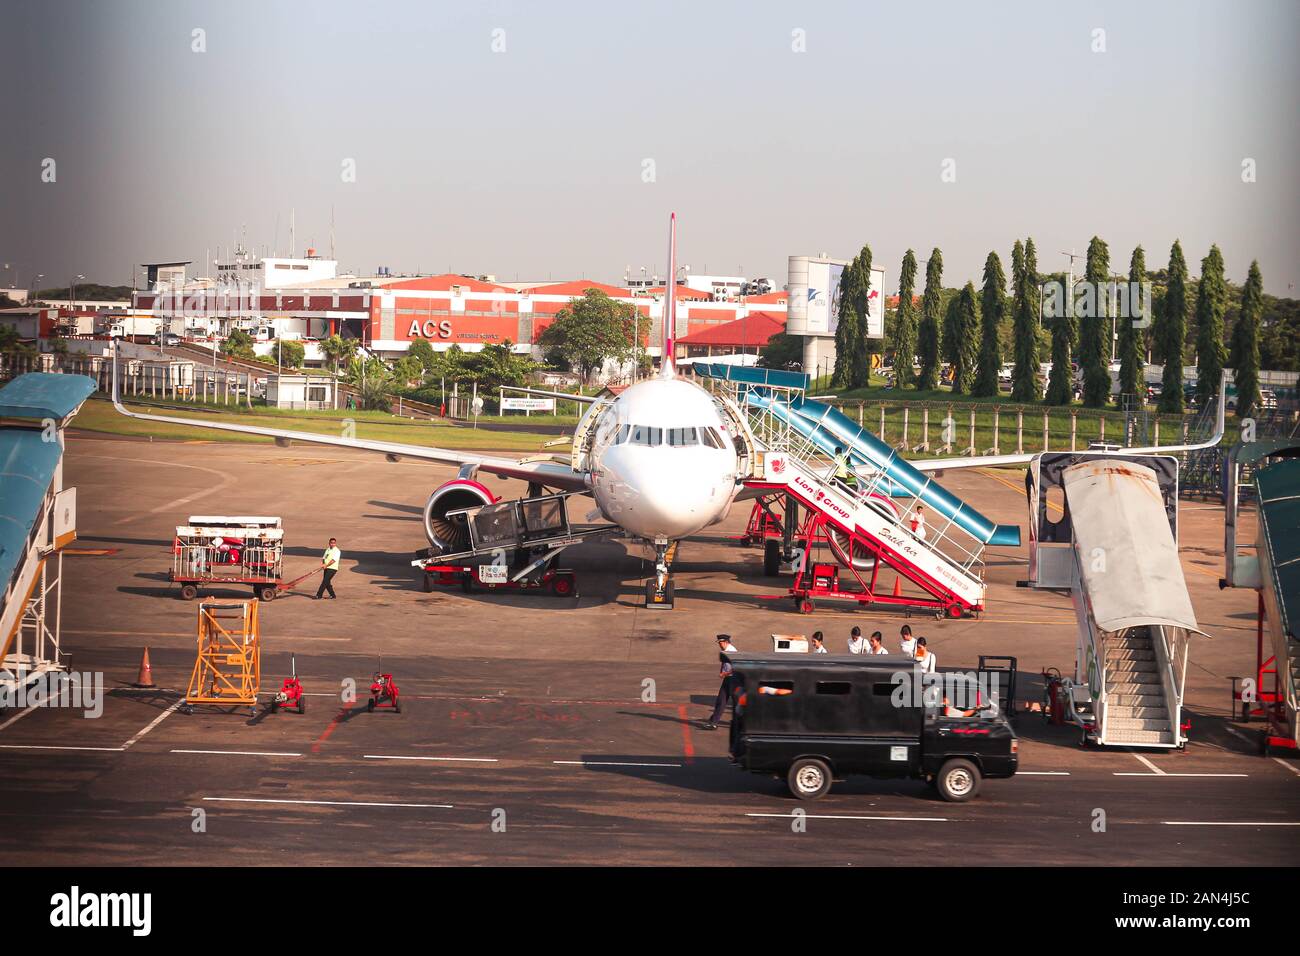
left=0, top=373, right=97, bottom=424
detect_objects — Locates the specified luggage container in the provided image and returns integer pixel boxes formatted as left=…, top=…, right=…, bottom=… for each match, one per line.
left=170, top=516, right=285, bottom=601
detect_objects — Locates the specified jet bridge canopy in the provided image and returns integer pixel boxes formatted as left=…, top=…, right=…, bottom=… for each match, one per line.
left=1062, top=459, right=1203, bottom=636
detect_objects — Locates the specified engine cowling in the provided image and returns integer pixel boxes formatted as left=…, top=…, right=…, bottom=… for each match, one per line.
left=424, top=479, right=497, bottom=552
left=826, top=493, right=902, bottom=571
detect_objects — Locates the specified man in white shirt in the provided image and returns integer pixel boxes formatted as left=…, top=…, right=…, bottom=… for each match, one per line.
left=899, top=625, right=917, bottom=657
left=705, top=634, right=739, bottom=729
left=846, top=626, right=866, bottom=654
left=868, top=630, right=889, bottom=654
left=316, top=537, right=341, bottom=599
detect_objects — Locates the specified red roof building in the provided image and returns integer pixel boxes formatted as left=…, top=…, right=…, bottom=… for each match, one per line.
left=675, top=311, right=786, bottom=359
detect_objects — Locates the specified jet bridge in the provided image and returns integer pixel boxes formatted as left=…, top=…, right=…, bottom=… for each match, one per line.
left=1024, top=453, right=1204, bottom=747
left=0, top=373, right=97, bottom=703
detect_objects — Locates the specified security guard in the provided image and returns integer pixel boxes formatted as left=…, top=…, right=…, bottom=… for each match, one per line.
left=316, top=537, right=341, bottom=600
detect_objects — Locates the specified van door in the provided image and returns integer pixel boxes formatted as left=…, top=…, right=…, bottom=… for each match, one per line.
left=856, top=677, right=923, bottom=777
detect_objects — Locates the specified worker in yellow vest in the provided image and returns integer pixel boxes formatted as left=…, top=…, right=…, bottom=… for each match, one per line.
left=316, top=537, right=341, bottom=600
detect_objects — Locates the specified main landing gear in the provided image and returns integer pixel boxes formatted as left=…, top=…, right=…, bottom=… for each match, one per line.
left=644, top=539, right=676, bottom=610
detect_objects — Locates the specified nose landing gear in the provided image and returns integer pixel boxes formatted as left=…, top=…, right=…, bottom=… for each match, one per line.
left=645, top=539, right=676, bottom=610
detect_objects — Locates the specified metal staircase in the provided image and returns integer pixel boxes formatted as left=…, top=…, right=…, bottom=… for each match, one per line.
left=694, top=364, right=1016, bottom=616
left=1103, top=627, right=1177, bottom=746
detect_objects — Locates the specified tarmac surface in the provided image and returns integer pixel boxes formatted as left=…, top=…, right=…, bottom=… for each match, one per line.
left=1, top=434, right=1296, bottom=865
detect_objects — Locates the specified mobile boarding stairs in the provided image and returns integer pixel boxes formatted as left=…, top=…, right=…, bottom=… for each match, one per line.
left=695, top=365, right=1021, bottom=619
left=1025, top=453, right=1203, bottom=748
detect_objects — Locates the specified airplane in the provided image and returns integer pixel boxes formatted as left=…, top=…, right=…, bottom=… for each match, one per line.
left=110, top=214, right=1226, bottom=608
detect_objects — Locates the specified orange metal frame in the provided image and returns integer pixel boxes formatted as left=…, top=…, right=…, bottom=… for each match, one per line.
left=184, top=599, right=261, bottom=708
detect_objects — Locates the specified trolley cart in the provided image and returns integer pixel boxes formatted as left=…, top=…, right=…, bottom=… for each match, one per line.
left=170, top=516, right=286, bottom=601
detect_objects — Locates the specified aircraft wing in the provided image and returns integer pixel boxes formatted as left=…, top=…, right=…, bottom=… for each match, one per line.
left=110, top=354, right=588, bottom=492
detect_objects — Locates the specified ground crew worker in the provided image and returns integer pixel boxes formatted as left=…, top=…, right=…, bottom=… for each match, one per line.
left=899, top=624, right=917, bottom=657
left=811, top=631, right=828, bottom=654
left=847, top=626, right=866, bottom=654
left=704, top=634, right=738, bottom=729
left=832, top=446, right=856, bottom=490
left=316, top=537, right=341, bottom=599
left=914, top=636, right=937, bottom=673
left=868, top=630, right=888, bottom=654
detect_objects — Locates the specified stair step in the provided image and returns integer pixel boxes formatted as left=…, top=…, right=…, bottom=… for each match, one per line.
left=1108, top=674, right=1162, bottom=688
left=1108, top=659, right=1158, bottom=673
left=1107, top=705, right=1169, bottom=720
left=1108, top=716, right=1171, bottom=732
left=1106, top=648, right=1156, bottom=661
left=1109, top=694, right=1164, bottom=708
left=1106, top=728, right=1176, bottom=746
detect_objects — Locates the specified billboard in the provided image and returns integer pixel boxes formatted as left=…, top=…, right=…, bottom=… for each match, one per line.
left=787, top=256, right=885, bottom=338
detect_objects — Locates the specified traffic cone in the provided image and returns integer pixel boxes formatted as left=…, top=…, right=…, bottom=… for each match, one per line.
left=134, top=647, right=155, bottom=688
left=892, top=577, right=903, bottom=598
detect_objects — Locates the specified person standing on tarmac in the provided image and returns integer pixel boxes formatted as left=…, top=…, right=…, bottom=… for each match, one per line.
left=847, top=626, right=867, bottom=654
left=704, top=634, right=738, bottom=729
left=810, top=631, right=828, bottom=654
left=914, top=636, right=937, bottom=673
left=316, top=537, right=341, bottom=600
left=899, top=624, right=917, bottom=657
left=868, top=630, right=888, bottom=654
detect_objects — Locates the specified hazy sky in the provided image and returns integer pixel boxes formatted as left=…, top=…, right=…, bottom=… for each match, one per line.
left=3, top=0, right=1298, bottom=295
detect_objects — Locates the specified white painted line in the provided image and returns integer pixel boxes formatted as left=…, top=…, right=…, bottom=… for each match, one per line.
left=1163, top=821, right=1300, bottom=827
left=1272, top=757, right=1300, bottom=777
left=1132, top=753, right=1165, bottom=775
left=1017, top=771, right=1071, bottom=776
left=203, top=797, right=453, bottom=809
left=1114, top=772, right=1248, bottom=778
left=746, top=812, right=948, bottom=822
left=552, top=760, right=683, bottom=768
left=0, top=744, right=125, bottom=752
left=1222, top=725, right=1252, bottom=743
left=363, top=754, right=499, bottom=763
left=120, top=699, right=183, bottom=750
left=0, top=705, right=42, bottom=731
left=171, top=749, right=302, bottom=757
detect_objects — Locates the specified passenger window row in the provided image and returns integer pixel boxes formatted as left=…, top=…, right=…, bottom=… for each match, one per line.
left=612, top=424, right=727, bottom=448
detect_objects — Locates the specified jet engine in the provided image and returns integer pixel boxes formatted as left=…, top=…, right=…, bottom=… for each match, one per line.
left=423, top=479, right=497, bottom=552
left=826, top=493, right=902, bottom=571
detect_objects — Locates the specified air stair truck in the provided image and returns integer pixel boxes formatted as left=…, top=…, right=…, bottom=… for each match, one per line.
left=1220, top=439, right=1300, bottom=755
left=1024, top=453, right=1205, bottom=748
left=696, top=364, right=1020, bottom=619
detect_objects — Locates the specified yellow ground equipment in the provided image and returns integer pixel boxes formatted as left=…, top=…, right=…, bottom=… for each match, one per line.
left=181, top=599, right=261, bottom=715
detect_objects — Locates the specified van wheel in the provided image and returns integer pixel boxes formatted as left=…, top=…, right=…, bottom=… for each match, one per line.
left=787, top=758, right=832, bottom=800
left=936, top=758, right=981, bottom=802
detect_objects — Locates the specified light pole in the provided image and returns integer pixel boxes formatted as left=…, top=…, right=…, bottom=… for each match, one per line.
left=33, top=273, right=44, bottom=304
left=71, top=273, right=85, bottom=311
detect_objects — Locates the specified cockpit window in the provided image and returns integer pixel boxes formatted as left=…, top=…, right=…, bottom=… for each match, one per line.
left=629, top=425, right=662, bottom=446
left=613, top=424, right=630, bottom=445
left=700, top=427, right=724, bottom=449
left=666, top=427, right=699, bottom=447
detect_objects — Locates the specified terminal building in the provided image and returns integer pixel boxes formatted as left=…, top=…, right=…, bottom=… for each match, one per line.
left=126, top=258, right=791, bottom=366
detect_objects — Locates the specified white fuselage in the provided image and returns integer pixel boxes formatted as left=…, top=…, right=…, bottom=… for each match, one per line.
left=585, top=377, right=740, bottom=541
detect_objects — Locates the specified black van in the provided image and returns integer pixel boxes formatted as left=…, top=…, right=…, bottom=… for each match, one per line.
left=727, top=653, right=1018, bottom=802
